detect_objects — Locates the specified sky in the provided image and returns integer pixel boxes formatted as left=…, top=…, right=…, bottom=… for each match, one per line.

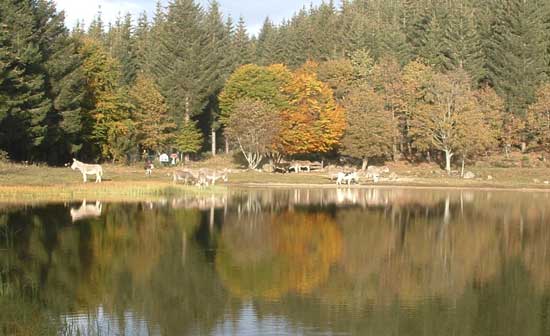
left=53, top=0, right=325, bottom=35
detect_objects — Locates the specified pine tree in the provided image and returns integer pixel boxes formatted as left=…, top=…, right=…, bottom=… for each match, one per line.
left=232, top=16, right=254, bottom=67
left=37, top=1, right=88, bottom=164
left=418, top=14, right=449, bottom=71
left=153, top=0, right=210, bottom=126
left=88, top=9, right=105, bottom=42
left=107, top=13, right=138, bottom=85
left=203, top=1, right=233, bottom=155
left=134, top=12, right=151, bottom=74
left=487, top=0, right=549, bottom=115
left=0, top=0, right=52, bottom=161
left=444, top=4, right=486, bottom=84
left=174, top=120, right=203, bottom=157
left=256, top=18, right=278, bottom=66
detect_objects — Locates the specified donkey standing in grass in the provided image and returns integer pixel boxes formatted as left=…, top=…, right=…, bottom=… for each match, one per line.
left=70, top=159, right=103, bottom=183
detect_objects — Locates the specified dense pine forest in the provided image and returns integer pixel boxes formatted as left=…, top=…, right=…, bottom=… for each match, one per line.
left=1, top=0, right=550, bottom=171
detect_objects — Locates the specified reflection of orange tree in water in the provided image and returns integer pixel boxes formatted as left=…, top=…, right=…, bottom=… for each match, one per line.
left=216, top=211, right=342, bottom=300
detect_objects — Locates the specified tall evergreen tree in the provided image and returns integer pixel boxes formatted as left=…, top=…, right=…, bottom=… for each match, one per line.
left=203, top=1, right=232, bottom=155
left=0, top=0, right=85, bottom=163
left=232, top=16, right=254, bottom=67
left=87, top=9, right=105, bottom=42
left=444, top=4, right=486, bottom=84
left=487, top=0, right=549, bottom=115
left=256, top=18, right=278, bottom=66
left=107, top=13, right=138, bottom=85
left=134, top=12, right=151, bottom=74
left=153, top=0, right=209, bottom=125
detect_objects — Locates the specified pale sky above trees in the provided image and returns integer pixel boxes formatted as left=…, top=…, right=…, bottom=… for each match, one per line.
left=54, top=0, right=324, bottom=34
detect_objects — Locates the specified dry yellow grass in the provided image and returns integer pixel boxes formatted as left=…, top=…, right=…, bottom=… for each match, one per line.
left=1, top=157, right=550, bottom=203
left=0, top=163, right=226, bottom=202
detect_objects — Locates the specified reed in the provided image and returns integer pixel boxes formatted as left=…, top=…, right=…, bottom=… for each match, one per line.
left=0, top=182, right=226, bottom=203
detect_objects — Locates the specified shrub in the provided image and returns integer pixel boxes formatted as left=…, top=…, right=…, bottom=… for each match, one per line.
left=0, top=150, right=9, bottom=163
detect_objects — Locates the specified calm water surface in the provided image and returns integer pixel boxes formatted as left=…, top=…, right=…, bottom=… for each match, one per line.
left=1, top=188, right=550, bottom=335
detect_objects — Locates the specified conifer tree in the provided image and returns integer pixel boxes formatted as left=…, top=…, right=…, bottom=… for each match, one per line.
left=487, top=0, right=549, bottom=115
left=256, top=18, right=278, bottom=66
left=418, top=15, right=449, bottom=71
left=107, top=13, right=138, bottom=86
left=203, top=1, right=232, bottom=155
left=134, top=12, right=151, bottom=74
left=0, top=0, right=84, bottom=163
left=232, top=16, right=254, bottom=67
left=0, top=0, right=50, bottom=161
left=153, top=0, right=210, bottom=126
left=444, top=5, right=486, bottom=84
left=88, top=10, right=105, bottom=42
left=174, top=121, right=203, bottom=158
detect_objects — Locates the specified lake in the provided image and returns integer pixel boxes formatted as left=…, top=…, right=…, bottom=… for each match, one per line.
left=1, top=187, right=550, bottom=335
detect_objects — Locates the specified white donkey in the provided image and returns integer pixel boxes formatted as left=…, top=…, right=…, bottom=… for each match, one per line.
left=70, top=159, right=103, bottom=183
left=336, top=172, right=359, bottom=186
left=199, top=168, right=229, bottom=186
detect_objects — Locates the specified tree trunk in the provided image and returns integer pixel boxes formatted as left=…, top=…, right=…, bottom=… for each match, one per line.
left=211, top=129, right=216, bottom=157
left=225, top=136, right=229, bottom=154
left=504, top=144, right=509, bottom=158
left=444, top=150, right=453, bottom=175
left=361, top=157, right=369, bottom=171
left=184, top=96, right=191, bottom=162
left=521, top=142, right=526, bottom=153
left=461, top=156, right=465, bottom=178
left=393, top=143, right=399, bottom=162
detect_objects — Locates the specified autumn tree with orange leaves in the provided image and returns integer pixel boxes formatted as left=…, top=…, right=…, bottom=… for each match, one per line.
left=279, top=62, right=346, bottom=156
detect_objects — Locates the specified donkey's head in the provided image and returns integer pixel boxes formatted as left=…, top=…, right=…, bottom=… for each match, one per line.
left=70, top=158, right=78, bottom=170
left=220, top=169, right=230, bottom=182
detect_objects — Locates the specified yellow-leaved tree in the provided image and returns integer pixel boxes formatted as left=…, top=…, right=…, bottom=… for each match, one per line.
left=409, top=69, right=495, bottom=174
left=341, top=85, right=396, bottom=170
left=279, top=62, right=346, bottom=155
left=527, top=83, right=550, bottom=155
left=129, top=74, right=176, bottom=154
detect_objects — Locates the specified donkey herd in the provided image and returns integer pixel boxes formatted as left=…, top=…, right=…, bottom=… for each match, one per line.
left=69, top=158, right=386, bottom=187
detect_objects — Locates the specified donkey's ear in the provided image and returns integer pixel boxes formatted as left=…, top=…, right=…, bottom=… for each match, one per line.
left=72, top=158, right=76, bottom=161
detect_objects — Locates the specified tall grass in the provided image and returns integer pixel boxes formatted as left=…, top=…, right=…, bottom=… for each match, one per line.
left=0, top=182, right=227, bottom=203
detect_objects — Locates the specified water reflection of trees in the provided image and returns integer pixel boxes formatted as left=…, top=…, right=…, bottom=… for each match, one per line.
left=217, top=189, right=550, bottom=335
left=216, top=211, right=342, bottom=300
left=1, top=189, right=550, bottom=335
left=0, top=203, right=228, bottom=335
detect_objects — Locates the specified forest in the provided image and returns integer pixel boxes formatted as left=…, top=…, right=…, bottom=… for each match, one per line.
left=1, top=0, right=550, bottom=171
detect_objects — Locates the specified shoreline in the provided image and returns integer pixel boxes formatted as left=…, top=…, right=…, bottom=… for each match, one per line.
left=1, top=163, right=550, bottom=202
left=1, top=180, right=550, bottom=204
left=232, top=182, right=550, bottom=193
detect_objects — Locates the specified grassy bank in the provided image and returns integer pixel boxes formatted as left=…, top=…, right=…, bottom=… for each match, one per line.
left=1, top=160, right=550, bottom=202
left=0, top=163, right=226, bottom=202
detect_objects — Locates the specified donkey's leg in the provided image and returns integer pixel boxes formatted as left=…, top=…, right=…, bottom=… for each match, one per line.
left=83, top=173, right=87, bottom=183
